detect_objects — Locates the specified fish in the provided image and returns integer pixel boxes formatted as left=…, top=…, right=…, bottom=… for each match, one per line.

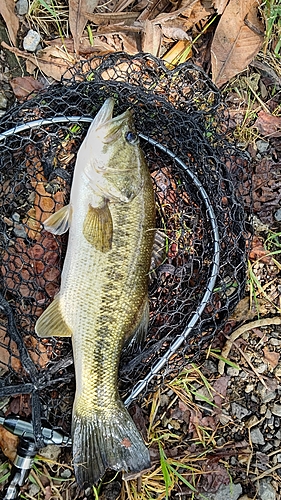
left=35, top=98, right=155, bottom=487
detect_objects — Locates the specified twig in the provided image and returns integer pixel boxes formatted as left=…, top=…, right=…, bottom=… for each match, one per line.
left=218, top=317, right=281, bottom=375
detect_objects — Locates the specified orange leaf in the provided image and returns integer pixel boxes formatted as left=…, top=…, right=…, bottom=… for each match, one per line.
left=0, top=427, right=19, bottom=461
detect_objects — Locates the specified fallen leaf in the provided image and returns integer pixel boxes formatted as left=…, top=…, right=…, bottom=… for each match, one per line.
left=211, top=0, right=264, bottom=87
left=0, top=427, right=19, bottom=462
left=263, top=346, right=280, bottom=370
left=2, top=42, right=76, bottom=81
left=0, top=0, right=19, bottom=45
left=142, top=20, right=162, bottom=56
left=10, top=76, right=44, bottom=99
left=249, top=235, right=273, bottom=264
left=69, top=0, right=98, bottom=54
left=254, top=110, right=281, bottom=137
left=0, top=325, right=21, bottom=373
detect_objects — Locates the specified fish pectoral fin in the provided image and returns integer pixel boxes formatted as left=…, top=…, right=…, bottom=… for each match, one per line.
left=35, top=295, right=72, bottom=338
left=123, top=297, right=149, bottom=355
left=44, top=204, right=72, bottom=235
left=83, top=203, right=113, bottom=252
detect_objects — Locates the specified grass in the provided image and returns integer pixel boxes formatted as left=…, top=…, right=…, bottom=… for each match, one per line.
left=27, top=0, right=69, bottom=39
left=263, top=0, right=281, bottom=57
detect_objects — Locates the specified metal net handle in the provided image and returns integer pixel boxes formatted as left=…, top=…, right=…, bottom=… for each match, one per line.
left=0, top=117, right=220, bottom=406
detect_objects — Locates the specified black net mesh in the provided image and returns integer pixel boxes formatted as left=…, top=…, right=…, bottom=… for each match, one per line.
left=0, top=53, right=250, bottom=447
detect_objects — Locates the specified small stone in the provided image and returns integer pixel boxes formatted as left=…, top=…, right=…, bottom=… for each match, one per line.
left=16, top=0, right=29, bottom=15
left=216, top=437, right=226, bottom=446
left=23, top=29, right=41, bottom=52
left=274, top=439, right=280, bottom=447
left=245, top=383, right=255, bottom=393
left=262, top=443, right=273, bottom=452
left=250, top=428, right=265, bottom=445
left=38, top=444, right=61, bottom=461
left=274, top=363, right=281, bottom=377
left=197, top=483, right=242, bottom=500
left=277, top=453, right=281, bottom=463
left=256, top=363, right=268, bottom=374
left=13, top=225, right=27, bottom=239
left=260, top=404, right=267, bottom=414
left=256, top=139, right=269, bottom=153
left=260, top=388, right=276, bottom=404
left=227, top=366, right=240, bottom=377
left=0, top=91, right=8, bottom=109
left=203, top=360, right=217, bottom=373
left=269, top=338, right=281, bottom=346
left=231, top=402, right=250, bottom=419
left=265, top=409, right=272, bottom=419
left=275, top=208, right=281, bottom=222
left=276, top=430, right=281, bottom=439
left=60, top=468, right=72, bottom=479
left=272, top=403, right=281, bottom=417
left=12, top=213, right=20, bottom=222
left=259, top=479, right=276, bottom=500
left=29, top=483, right=40, bottom=496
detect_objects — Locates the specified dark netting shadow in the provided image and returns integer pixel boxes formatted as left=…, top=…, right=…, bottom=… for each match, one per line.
left=0, top=53, right=251, bottom=448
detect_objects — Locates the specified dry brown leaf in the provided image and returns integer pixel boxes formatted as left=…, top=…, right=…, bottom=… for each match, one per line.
left=10, top=76, right=44, bottom=99
left=0, top=0, right=19, bottom=45
left=254, top=110, right=281, bottom=138
left=154, top=0, right=212, bottom=31
left=263, top=346, right=280, bottom=370
left=211, top=0, right=264, bottom=87
left=249, top=235, right=273, bottom=264
left=86, top=10, right=139, bottom=24
left=69, top=0, right=98, bottom=53
left=142, top=20, right=162, bottom=56
left=2, top=42, right=76, bottom=81
left=0, top=427, right=19, bottom=462
left=0, top=325, right=21, bottom=373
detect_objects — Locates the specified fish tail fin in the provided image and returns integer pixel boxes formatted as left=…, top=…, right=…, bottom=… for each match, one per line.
left=72, top=400, right=151, bottom=487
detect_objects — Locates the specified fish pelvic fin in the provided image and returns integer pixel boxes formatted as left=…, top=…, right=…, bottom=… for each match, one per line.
left=35, top=295, right=72, bottom=338
left=83, top=203, right=113, bottom=252
left=44, top=204, right=72, bottom=235
left=72, top=400, right=151, bottom=488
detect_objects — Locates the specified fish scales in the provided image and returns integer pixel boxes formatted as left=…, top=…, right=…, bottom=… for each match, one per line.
left=35, top=98, right=155, bottom=487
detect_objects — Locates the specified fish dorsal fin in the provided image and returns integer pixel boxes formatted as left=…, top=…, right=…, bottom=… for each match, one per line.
left=35, top=295, right=72, bottom=338
left=44, top=204, right=72, bottom=235
left=83, top=203, right=113, bottom=252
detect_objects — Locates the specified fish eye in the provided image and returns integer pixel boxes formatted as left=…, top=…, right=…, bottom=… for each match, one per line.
left=125, top=131, right=138, bottom=144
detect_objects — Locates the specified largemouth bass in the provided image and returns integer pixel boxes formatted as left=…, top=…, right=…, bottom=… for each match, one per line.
left=35, top=98, right=155, bottom=486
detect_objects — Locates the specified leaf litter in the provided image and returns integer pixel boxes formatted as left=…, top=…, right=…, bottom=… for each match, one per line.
left=0, top=0, right=281, bottom=499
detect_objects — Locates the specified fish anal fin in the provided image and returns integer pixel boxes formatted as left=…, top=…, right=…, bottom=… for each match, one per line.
left=35, top=295, right=72, bottom=338
left=123, top=297, right=149, bottom=355
left=44, top=204, right=72, bottom=235
left=83, top=203, right=113, bottom=252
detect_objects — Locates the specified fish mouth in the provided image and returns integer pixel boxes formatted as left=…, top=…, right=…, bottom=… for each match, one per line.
left=92, top=98, right=115, bottom=129
left=93, top=98, right=133, bottom=144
